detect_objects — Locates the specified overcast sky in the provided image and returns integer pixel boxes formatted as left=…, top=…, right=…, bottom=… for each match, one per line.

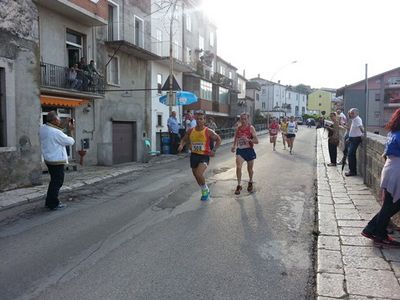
left=201, top=0, right=400, bottom=89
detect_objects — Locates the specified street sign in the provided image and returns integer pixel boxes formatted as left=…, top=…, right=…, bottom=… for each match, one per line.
left=161, top=75, right=181, bottom=91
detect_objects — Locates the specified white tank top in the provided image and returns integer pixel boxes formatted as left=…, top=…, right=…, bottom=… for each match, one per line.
left=287, top=121, right=296, bottom=134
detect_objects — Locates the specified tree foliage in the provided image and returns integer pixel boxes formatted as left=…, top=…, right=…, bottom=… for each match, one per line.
left=254, top=109, right=267, bottom=124
left=294, top=84, right=313, bottom=95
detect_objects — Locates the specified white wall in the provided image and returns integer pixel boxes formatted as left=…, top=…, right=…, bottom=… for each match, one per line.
left=39, top=6, right=95, bottom=66
left=150, top=62, right=183, bottom=151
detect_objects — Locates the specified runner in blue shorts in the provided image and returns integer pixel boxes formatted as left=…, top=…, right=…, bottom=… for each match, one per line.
left=231, top=113, right=259, bottom=195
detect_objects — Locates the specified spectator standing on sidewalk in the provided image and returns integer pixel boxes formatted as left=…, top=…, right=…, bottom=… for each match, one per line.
left=167, top=111, right=180, bottom=154
left=206, top=117, right=218, bottom=150
left=184, top=111, right=196, bottom=132
left=337, top=109, right=347, bottom=126
left=362, top=108, right=400, bottom=247
left=39, top=111, right=75, bottom=210
left=178, top=111, right=221, bottom=201
left=326, top=112, right=340, bottom=166
left=206, top=117, right=217, bottom=131
left=345, top=108, right=364, bottom=176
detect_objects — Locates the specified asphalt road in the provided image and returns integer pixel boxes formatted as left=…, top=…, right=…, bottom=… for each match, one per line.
left=0, top=127, right=317, bottom=300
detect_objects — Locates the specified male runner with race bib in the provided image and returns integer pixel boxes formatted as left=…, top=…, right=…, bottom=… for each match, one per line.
left=178, top=111, right=221, bottom=201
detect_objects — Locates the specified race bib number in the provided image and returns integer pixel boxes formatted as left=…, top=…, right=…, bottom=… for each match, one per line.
left=288, top=125, right=295, bottom=134
left=270, top=128, right=277, bottom=135
left=238, top=137, right=249, bottom=148
left=192, top=142, right=205, bottom=152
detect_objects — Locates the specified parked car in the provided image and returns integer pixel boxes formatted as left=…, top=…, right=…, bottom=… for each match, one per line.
left=296, top=117, right=303, bottom=125
left=306, top=118, right=316, bottom=127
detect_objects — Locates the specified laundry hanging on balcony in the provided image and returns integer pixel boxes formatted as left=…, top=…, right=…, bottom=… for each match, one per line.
left=159, top=91, right=198, bottom=106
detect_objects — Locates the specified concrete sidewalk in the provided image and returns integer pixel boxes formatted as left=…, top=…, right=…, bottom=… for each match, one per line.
left=316, top=129, right=400, bottom=299
left=0, top=131, right=267, bottom=212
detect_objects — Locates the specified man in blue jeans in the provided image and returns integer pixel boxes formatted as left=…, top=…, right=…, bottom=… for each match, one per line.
left=345, top=108, right=364, bottom=176
left=40, top=111, right=75, bottom=210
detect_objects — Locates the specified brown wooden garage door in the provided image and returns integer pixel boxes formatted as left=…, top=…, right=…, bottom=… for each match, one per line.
left=112, top=121, right=137, bottom=164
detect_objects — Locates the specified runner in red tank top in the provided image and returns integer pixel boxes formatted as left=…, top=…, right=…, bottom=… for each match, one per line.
left=231, top=113, right=259, bottom=195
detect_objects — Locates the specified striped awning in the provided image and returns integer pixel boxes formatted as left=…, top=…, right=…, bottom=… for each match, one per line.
left=40, top=95, right=88, bottom=107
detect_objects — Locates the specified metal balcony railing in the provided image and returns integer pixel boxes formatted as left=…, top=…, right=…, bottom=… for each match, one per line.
left=40, top=62, right=105, bottom=95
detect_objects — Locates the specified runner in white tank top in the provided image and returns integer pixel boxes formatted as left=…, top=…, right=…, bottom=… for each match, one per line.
left=286, top=116, right=298, bottom=154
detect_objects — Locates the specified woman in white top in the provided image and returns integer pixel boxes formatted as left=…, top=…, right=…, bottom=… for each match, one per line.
left=286, top=116, right=298, bottom=154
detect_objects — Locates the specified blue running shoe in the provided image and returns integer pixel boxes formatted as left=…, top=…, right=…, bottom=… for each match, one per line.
left=200, top=189, right=210, bottom=201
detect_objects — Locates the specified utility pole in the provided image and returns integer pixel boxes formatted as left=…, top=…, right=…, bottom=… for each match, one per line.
left=168, top=0, right=178, bottom=114
left=363, top=64, right=369, bottom=184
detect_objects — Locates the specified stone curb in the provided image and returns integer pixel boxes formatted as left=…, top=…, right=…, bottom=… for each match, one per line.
left=316, top=129, right=400, bottom=299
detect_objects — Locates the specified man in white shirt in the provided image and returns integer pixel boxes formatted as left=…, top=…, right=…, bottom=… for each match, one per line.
left=40, top=111, right=75, bottom=210
left=345, top=108, right=364, bottom=176
left=167, top=111, right=180, bottom=154
left=185, top=111, right=197, bottom=131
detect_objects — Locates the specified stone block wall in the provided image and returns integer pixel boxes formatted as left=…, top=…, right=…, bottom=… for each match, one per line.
left=0, top=1, right=42, bottom=191
left=339, top=129, right=400, bottom=225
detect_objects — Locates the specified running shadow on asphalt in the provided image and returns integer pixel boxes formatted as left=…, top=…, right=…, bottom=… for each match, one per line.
left=235, top=193, right=289, bottom=297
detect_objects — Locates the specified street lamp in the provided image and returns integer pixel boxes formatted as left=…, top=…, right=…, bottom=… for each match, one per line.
left=270, top=60, right=297, bottom=82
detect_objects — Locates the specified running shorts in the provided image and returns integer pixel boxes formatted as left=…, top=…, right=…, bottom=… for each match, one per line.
left=236, top=148, right=257, bottom=161
left=190, top=153, right=210, bottom=168
left=286, top=133, right=296, bottom=138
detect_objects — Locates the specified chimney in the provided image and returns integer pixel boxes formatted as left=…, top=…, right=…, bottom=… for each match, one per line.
left=258, top=74, right=260, bottom=78
left=243, top=69, right=246, bottom=78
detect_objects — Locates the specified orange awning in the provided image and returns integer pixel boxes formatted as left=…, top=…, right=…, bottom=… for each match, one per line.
left=40, top=95, right=88, bottom=107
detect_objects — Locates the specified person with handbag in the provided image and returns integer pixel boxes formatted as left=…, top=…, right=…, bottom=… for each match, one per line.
left=326, top=112, right=340, bottom=166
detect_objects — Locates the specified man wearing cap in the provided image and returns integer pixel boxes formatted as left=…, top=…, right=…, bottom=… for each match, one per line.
left=178, top=110, right=221, bottom=201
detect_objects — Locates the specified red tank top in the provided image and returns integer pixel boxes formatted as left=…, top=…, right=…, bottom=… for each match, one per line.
left=269, top=122, right=279, bottom=135
left=236, top=125, right=253, bottom=149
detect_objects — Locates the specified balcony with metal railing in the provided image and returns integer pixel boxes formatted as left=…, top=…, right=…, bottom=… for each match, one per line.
left=40, top=62, right=105, bottom=98
left=211, top=72, right=234, bottom=89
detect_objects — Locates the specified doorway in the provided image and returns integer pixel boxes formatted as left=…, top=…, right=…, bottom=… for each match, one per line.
left=112, top=121, right=137, bottom=164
